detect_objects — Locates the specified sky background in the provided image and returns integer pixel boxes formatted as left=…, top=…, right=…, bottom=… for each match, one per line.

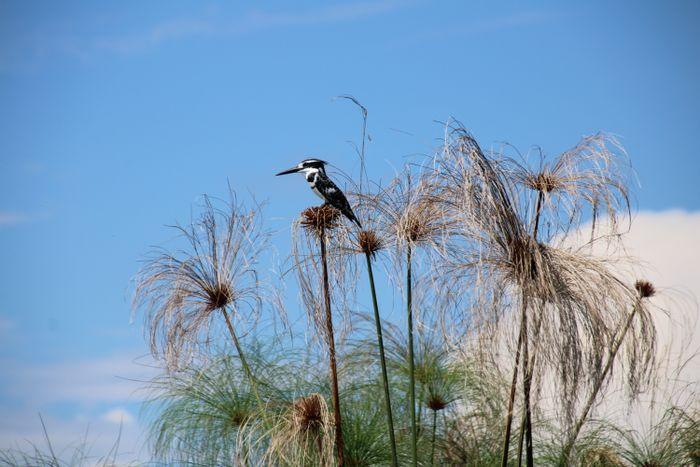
left=1, top=0, right=699, bottom=462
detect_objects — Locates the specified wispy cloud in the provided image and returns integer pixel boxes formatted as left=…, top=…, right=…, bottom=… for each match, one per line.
left=463, top=11, right=563, bottom=35
left=98, top=0, right=410, bottom=54
left=2, top=0, right=412, bottom=69
left=0, top=410, right=143, bottom=462
left=382, top=9, right=566, bottom=50
left=1, top=352, right=156, bottom=405
left=0, top=212, right=30, bottom=227
left=0, top=351, right=155, bottom=461
left=0, top=316, right=13, bottom=335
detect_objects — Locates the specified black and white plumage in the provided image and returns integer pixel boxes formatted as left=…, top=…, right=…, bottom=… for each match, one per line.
left=276, top=158, right=362, bottom=228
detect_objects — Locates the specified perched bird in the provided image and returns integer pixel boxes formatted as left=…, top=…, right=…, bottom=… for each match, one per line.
left=276, top=158, right=362, bottom=228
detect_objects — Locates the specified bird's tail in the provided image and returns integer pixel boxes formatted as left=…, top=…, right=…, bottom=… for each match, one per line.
left=346, top=209, right=362, bottom=229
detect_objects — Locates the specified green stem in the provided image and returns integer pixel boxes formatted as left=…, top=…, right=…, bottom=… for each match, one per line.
left=417, top=386, right=425, bottom=436
left=365, top=251, right=398, bottom=467
left=319, top=230, right=345, bottom=467
left=221, top=307, right=262, bottom=407
left=407, top=244, right=417, bottom=467
left=430, top=409, right=438, bottom=467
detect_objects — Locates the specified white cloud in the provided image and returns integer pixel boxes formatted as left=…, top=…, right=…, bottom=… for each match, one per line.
left=577, top=209, right=700, bottom=377
left=552, top=210, right=700, bottom=431
left=101, top=407, right=135, bottom=425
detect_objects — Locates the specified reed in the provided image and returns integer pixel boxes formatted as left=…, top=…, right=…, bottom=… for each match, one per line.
left=133, top=192, right=271, bottom=404
left=298, top=204, right=346, bottom=466
left=373, top=168, right=450, bottom=466
left=433, top=124, right=650, bottom=465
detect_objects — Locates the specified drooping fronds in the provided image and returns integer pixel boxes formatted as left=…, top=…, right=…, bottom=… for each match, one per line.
left=373, top=166, right=449, bottom=255
left=292, top=204, right=354, bottom=346
left=505, top=132, right=632, bottom=241
left=433, top=124, right=652, bottom=429
left=133, top=192, right=271, bottom=370
left=145, top=353, right=263, bottom=464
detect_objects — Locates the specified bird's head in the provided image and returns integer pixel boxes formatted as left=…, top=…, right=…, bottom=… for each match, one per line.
left=275, top=158, right=327, bottom=176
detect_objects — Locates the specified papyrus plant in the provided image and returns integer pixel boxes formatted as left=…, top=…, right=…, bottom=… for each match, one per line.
left=133, top=192, right=270, bottom=396
left=433, top=125, right=654, bottom=466
left=373, top=167, right=451, bottom=466
left=292, top=204, right=350, bottom=466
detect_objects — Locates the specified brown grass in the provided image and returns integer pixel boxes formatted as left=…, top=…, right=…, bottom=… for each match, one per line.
left=264, top=393, right=334, bottom=465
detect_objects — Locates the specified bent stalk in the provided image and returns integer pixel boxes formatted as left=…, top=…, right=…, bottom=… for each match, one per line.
left=561, top=297, right=643, bottom=462
left=364, top=251, right=398, bottom=466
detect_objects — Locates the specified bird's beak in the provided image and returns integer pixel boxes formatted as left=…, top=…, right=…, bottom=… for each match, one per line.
left=275, top=166, right=302, bottom=176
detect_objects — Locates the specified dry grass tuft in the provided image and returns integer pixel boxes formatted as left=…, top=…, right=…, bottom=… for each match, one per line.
left=635, top=280, right=656, bottom=299
left=357, top=229, right=383, bottom=257
left=427, top=394, right=449, bottom=411
left=132, top=193, right=269, bottom=370
left=375, top=168, right=448, bottom=251
left=292, top=393, right=327, bottom=434
left=506, top=132, right=632, bottom=241
left=579, top=446, right=626, bottom=467
left=523, top=171, right=564, bottom=194
left=300, top=205, right=342, bottom=236
left=264, top=393, right=334, bottom=465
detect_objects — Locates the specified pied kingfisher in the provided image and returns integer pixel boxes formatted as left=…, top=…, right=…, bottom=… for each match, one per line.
left=276, top=158, right=362, bottom=228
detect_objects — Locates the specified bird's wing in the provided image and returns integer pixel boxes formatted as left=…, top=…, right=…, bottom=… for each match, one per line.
left=317, top=176, right=362, bottom=227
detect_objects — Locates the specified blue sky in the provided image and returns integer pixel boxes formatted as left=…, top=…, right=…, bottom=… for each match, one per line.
left=1, top=0, right=699, bottom=460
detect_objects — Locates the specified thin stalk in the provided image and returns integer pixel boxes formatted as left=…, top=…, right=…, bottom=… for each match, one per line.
left=364, top=251, right=398, bottom=467
left=561, top=298, right=642, bottom=462
left=319, top=230, right=345, bottom=467
left=515, top=190, right=546, bottom=467
left=406, top=244, right=417, bottom=466
left=221, top=307, right=262, bottom=406
left=521, top=295, right=534, bottom=467
left=500, top=318, right=524, bottom=467
left=417, top=385, right=425, bottom=434
left=430, top=409, right=438, bottom=466
left=517, top=308, right=545, bottom=466
left=531, top=191, right=544, bottom=242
